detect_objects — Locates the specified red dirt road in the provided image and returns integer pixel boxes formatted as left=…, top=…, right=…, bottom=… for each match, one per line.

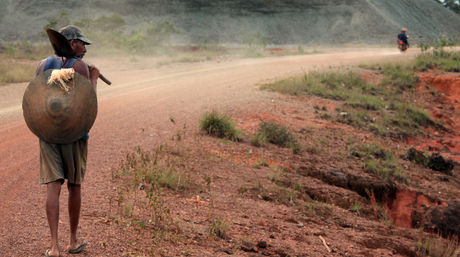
left=0, top=48, right=416, bottom=256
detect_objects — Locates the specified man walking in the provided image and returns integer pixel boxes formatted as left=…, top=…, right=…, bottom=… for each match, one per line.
left=34, top=25, right=99, bottom=257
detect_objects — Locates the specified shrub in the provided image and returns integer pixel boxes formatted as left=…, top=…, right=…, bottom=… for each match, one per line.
left=200, top=110, right=240, bottom=141
left=252, top=121, right=298, bottom=150
left=209, top=218, right=229, bottom=239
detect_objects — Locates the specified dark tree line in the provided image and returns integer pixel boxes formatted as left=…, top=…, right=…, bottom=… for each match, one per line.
left=436, top=0, right=460, bottom=14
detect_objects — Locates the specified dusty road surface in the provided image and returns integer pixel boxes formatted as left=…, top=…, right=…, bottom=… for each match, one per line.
left=0, top=48, right=417, bottom=256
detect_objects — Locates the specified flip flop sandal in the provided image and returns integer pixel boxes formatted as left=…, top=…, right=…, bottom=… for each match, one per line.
left=44, top=249, right=59, bottom=257
left=68, top=240, right=87, bottom=254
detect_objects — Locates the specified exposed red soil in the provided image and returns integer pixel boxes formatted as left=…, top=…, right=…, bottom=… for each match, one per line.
left=385, top=190, right=448, bottom=228
left=413, top=73, right=460, bottom=162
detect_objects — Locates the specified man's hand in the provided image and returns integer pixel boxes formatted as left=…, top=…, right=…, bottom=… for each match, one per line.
left=89, top=65, right=100, bottom=82
left=88, top=65, right=100, bottom=89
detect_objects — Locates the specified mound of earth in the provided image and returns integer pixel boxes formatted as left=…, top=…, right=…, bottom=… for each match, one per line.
left=1, top=0, right=460, bottom=44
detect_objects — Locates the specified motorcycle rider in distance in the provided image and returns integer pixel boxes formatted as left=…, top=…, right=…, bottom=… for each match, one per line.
left=397, top=28, right=409, bottom=52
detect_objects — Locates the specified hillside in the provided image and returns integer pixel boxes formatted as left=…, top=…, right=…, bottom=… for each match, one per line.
left=1, top=0, right=460, bottom=45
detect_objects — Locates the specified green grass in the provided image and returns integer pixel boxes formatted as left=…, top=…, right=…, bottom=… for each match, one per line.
left=415, top=49, right=460, bottom=72
left=380, top=64, right=419, bottom=91
left=350, top=201, right=362, bottom=214
left=111, top=144, right=198, bottom=250
left=0, top=42, right=50, bottom=60
left=262, top=69, right=436, bottom=139
left=251, top=121, right=300, bottom=152
left=114, top=145, right=194, bottom=192
left=251, top=181, right=297, bottom=206
left=351, top=142, right=406, bottom=182
left=261, top=71, right=370, bottom=99
left=200, top=110, right=240, bottom=141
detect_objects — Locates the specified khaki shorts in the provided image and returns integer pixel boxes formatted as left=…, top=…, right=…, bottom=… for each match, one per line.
left=39, top=138, right=88, bottom=184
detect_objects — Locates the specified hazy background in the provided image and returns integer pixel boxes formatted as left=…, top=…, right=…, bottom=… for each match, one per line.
left=1, top=0, right=460, bottom=48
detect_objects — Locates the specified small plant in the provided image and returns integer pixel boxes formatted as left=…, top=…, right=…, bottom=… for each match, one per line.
left=253, top=157, right=269, bottom=168
left=209, top=217, right=229, bottom=239
left=352, top=142, right=406, bottom=182
left=200, top=110, right=240, bottom=141
left=252, top=180, right=297, bottom=205
left=251, top=132, right=267, bottom=147
left=350, top=201, right=362, bottom=214
left=238, top=186, right=248, bottom=195
left=305, top=201, right=316, bottom=215
left=252, top=121, right=299, bottom=151
left=275, top=187, right=297, bottom=205
left=112, top=145, right=195, bottom=230
left=269, top=167, right=283, bottom=182
left=416, top=236, right=460, bottom=257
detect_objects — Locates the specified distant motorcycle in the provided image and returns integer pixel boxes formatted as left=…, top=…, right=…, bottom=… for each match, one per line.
left=398, top=40, right=408, bottom=52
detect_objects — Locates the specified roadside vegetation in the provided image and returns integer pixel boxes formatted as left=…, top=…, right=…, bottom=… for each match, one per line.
left=416, top=36, right=460, bottom=72
left=0, top=42, right=49, bottom=84
left=110, top=145, right=197, bottom=254
left=351, top=142, right=406, bottom=182
left=262, top=40, right=460, bottom=141
left=261, top=68, right=435, bottom=139
left=106, top=46, right=460, bottom=253
left=416, top=236, right=460, bottom=257
left=200, top=110, right=241, bottom=141
left=416, top=49, right=460, bottom=72
left=251, top=121, right=300, bottom=153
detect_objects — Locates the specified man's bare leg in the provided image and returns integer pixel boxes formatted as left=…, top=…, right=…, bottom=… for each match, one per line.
left=46, top=181, right=62, bottom=257
left=67, top=182, right=82, bottom=250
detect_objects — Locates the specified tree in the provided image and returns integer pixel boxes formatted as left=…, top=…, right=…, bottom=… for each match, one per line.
left=435, top=0, right=460, bottom=14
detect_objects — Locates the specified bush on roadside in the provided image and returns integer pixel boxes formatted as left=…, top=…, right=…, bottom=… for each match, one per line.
left=252, top=121, right=300, bottom=153
left=200, top=110, right=240, bottom=141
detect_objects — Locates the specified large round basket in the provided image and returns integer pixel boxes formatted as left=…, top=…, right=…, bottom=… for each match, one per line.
left=22, top=69, right=97, bottom=144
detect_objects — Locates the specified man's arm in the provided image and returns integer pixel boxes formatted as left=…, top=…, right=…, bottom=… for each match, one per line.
left=35, top=60, right=45, bottom=77
left=72, top=60, right=99, bottom=91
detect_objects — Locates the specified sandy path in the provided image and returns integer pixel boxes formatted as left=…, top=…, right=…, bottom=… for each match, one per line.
left=0, top=48, right=416, bottom=256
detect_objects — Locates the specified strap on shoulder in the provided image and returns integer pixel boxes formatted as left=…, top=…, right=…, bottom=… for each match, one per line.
left=43, top=56, right=81, bottom=71
left=62, top=57, right=80, bottom=68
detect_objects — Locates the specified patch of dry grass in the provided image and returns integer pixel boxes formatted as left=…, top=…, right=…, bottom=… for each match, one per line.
left=0, top=58, right=36, bottom=85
